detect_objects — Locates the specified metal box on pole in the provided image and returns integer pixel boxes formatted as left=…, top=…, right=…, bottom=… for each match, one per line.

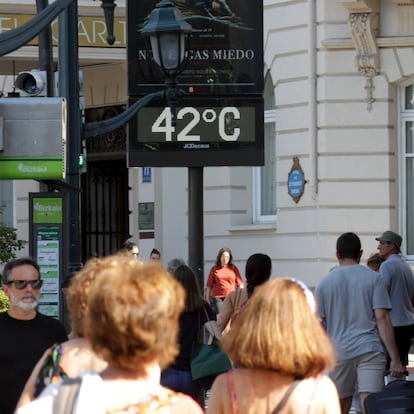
left=0, top=97, right=66, bottom=180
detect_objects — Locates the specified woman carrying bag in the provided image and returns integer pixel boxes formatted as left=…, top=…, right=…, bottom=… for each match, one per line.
left=161, top=264, right=216, bottom=405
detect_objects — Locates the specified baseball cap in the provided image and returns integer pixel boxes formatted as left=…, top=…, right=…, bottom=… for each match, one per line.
left=375, top=230, right=402, bottom=250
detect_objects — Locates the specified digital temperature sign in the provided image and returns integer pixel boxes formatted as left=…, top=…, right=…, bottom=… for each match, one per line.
left=128, top=97, right=263, bottom=167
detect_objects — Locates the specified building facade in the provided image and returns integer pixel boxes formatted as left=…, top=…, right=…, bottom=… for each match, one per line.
left=1, top=0, right=413, bottom=287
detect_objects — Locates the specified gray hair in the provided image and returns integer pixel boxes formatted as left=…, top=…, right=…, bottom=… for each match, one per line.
left=167, top=257, right=185, bottom=275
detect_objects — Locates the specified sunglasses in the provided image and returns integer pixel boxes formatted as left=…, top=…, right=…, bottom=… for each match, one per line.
left=5, top=279, right=43, bottom=290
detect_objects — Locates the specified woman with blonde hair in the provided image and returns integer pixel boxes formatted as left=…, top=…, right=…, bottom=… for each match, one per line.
left=207, top=278, right=340, bottom=414
left=17, top=257, right=203, bottom=413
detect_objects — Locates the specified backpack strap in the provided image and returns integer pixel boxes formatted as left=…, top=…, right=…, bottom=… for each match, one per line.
left=53, top=377, right=82, bottom=414
left=271, top=379, right=301, bottom=414
left=34, top=343, right=67, bottom=398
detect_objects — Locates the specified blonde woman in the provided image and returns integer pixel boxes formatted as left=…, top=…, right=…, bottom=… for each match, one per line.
left=18, top=257, right=202, bottom=414
left=207, top=278, right=340, bottom=414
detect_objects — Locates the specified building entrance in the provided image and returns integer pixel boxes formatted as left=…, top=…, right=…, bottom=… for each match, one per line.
left=81, top=106, right=129, bottom=261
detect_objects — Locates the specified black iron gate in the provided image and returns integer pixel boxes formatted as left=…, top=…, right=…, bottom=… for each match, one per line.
left=81, top=106, right=130, bottom=261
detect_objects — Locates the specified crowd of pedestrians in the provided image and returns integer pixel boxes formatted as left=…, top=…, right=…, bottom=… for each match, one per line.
left=0, top=233, right=413, bottom=413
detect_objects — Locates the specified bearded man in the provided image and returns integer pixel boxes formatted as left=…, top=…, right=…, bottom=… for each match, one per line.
left=0, top=257, right=67, bottom=414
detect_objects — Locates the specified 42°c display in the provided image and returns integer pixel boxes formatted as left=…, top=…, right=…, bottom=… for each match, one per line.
left=128, top=96, right=264, bottom=167
left=137, top=106, right=255, bottom=143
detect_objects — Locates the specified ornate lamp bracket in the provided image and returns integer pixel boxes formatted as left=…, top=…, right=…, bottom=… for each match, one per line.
left=349, top=11, right=379, bottom=111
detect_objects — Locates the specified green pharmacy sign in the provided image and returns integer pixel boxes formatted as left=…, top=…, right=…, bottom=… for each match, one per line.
left=0, top=157, right=64, bottom=179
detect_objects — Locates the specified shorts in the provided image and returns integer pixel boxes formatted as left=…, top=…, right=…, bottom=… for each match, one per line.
left=330, top=351, right=386, bottom=399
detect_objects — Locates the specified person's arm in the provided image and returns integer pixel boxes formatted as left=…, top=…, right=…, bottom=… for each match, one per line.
left=233, top=266, right=244, bottom=288
left=374, top=308, right=405, bottom=377
left=205, top=286, right=212, bottom=302
left=16, top=347, right=50, bottom=409
left=205, top=267, right=215, bottom=301
left=216, top=292, right=235, bottom=332
left=206, top=374, right=227, bottom=414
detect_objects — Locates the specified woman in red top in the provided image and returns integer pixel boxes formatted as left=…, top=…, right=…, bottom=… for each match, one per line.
left=205, top=247, right=243, bottom=314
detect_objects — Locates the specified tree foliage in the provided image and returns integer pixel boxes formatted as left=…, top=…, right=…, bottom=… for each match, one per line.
left=0, top=290, right=8, bottom=312
left=0, top=206, right=26, bottom=264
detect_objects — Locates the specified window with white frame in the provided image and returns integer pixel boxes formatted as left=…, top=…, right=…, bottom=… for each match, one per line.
left=401, top=84, right=414, bottom=257
left=254, top=72, right=276, bottom=222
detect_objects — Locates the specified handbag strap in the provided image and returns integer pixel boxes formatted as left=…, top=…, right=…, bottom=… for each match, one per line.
left=196, top=308, right=203, bottom=343
left=202, top=303, right=211, bottom=322
left=53, top=377, right=82, bottom=414
left=271, top=379, right=301, bottom=414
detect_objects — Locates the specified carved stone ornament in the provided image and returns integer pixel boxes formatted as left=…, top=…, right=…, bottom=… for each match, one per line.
left=349, top=11, right=379, bottom=111
left=338, top=1, right=380, bottom=111
left=287, top=157, right=306, bottom=204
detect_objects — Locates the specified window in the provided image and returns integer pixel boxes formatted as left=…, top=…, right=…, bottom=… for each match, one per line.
left=254, top=72, right=276, bottom=222
left=401, top=84, right=414, bottom=256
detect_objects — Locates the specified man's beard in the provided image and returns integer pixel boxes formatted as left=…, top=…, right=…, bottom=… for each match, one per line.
left=9, top=292, right=39, bottom=312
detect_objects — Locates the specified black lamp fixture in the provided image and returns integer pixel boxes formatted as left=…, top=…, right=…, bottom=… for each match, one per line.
left=141, top=1, right=192, bottom=82
left=98, top=0, right=116, bottom=45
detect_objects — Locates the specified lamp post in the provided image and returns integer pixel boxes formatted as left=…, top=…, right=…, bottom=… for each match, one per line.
left=84, top=3, right=203, bottom=289
left=141, top=3, right=203, bottom=291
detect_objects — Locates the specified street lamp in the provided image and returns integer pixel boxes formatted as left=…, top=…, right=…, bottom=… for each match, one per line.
left=141, top=1, right=192, bottom=125
left=141, top=1, right=192, bottom=81
left=83, top=0, right=192, bottom=137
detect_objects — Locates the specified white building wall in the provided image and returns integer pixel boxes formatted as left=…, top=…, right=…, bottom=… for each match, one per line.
left=4, top=0, right=414, bottom=289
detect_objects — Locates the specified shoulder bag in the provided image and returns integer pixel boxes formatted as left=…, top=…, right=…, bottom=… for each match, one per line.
left=191, top=306, right=232, bottom=389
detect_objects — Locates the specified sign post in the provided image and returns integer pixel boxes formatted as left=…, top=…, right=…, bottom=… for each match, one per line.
left=29, top=192, right=66, bottom=321
left=127, top=0, right=264, bottom=288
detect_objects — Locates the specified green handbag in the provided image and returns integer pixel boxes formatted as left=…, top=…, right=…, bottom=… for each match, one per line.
left=191, top=339, right=232, bottom=388
left=190, top=307, right=232, bottom=389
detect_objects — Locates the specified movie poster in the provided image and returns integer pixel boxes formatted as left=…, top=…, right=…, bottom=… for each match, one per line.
left=127, top=0, right=263, bottom=96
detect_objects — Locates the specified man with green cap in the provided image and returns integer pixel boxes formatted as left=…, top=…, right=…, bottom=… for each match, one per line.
left=376, top=230, right=414, bottom=378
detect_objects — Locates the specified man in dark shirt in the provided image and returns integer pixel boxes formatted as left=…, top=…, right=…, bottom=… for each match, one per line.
left=0, top=257, right=68, bottom=414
